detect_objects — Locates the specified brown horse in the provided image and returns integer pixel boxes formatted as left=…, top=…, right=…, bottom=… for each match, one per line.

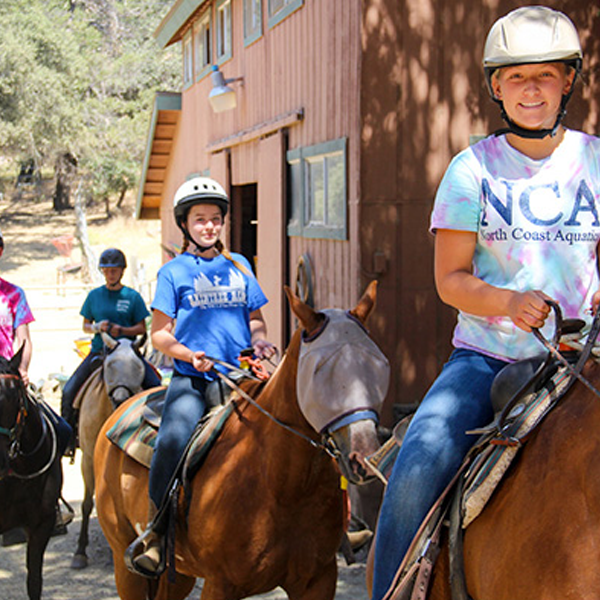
left=71, top=332, right=148, bottom=569
left=369, top=360, right=600, bottom=600
left=94, top=282, right=390, bottom=600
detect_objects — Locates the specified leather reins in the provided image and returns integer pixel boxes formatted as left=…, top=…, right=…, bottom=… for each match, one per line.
left=0, top=373, right=57, bottom=480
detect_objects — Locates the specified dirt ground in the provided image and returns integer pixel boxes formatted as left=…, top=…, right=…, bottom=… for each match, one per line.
left=0, top=190, right=371, bottom=599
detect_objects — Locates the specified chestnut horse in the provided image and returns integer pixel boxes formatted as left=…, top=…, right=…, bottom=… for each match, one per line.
left=0, top=347, right=62, bottom=600
left=94, top=282, right=390, bottom=600
left=71, top=332, right=148, bottom=569
left=370, top=360, right=600, bottom=600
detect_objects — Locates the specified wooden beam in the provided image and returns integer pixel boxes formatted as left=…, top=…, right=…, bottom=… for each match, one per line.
left=206, top=108, right=304, bottom=153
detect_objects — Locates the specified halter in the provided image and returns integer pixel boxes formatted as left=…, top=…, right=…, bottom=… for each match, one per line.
left=0, top=373, right=58, bottom=480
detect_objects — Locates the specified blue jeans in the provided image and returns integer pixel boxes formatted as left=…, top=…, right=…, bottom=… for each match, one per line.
left=371, top=349, right=508, bottom=600
left=148, top=373, right=208, bottom=507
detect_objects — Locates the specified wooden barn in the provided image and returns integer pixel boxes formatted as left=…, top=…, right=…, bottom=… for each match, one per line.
left=136, top=0, right=600, bottom=429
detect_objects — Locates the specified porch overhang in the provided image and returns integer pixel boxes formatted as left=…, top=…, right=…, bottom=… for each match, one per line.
left=154, top=0, right=209, bottom=48
left=135, top=92, right=182, bottom=220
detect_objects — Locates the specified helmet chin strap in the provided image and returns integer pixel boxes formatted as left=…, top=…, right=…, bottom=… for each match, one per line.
left=494, top=106, right=564, bottom=139
left=182, top=226, right=216, bottom=255
left=493, top=72, right=577, bottom=140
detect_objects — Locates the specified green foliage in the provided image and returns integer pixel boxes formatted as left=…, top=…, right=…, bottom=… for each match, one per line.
left=0, top=0, right=181, bottom=206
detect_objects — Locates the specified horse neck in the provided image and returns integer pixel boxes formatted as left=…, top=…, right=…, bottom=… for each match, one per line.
left=259, top=330, right=308, bottom=426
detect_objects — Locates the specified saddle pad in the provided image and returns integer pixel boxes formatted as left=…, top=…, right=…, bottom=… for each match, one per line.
left=106, top=388, right=237, bottom=472
left=105, top=389, right=165, bottom=467
left=462, top=366, right=572, bottom=528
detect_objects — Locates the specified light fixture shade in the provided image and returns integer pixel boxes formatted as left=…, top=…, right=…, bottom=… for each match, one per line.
left=208, top=86, right=237, bottom=112
left=208, top=66, right=237, bottom=113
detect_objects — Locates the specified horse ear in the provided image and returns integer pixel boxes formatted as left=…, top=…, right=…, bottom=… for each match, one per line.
left=101, top=331, right=118, bottom=350
left=133, top=332, right=147, bottom=354
left=10, top=342, right=25, bottom=374
left=350, top=280, right=378, bottom=324
left=284, top=285, right=323, bottom=334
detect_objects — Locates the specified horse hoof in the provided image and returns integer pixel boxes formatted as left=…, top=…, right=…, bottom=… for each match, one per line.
left=70, top=554, right=88, bottom=569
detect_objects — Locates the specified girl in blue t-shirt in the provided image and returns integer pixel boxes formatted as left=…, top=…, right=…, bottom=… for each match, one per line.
left=130, top=176, right=275, bottom=577
left=60, top=248, right=160, bottom=447
left=371, top=7, right=600, bottom=599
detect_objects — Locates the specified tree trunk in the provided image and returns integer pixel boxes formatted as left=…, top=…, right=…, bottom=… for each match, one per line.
left=74, top=180, right=102, bottom=285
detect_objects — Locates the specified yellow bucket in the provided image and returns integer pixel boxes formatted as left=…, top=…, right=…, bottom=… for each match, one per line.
left=74, top=338, right=91, bottom=359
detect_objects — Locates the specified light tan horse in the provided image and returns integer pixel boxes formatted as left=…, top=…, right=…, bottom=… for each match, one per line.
left=369, top=360, right=600, bottom=600
left=71, top=332, right=148, bottom=569
left=94, top=283, right=390, bottom=600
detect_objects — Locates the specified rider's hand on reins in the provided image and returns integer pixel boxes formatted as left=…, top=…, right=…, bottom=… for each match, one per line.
left=190, top=351, right=214, bottom=373
left=253, top=339, right=277, bottom=360
left=508, top=290, right=553, bottom=332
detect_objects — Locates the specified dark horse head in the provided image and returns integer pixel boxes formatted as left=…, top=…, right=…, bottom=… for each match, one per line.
left=0, top=344, right=27, bottom=478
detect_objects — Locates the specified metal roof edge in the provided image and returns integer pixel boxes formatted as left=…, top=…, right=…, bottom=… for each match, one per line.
left=135, top=92, right=182, bottom=220
left=154, top=0, right=205, bottom=48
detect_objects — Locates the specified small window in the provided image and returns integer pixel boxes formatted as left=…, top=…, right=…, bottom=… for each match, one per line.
left=287, top=138, right=347, bottom=240
left=216, top=0, right=232, bottom=64
left=244, top=0, right=262, bottom=46
left=183, top=29, right=193, bottom=88
left=268, top=0, right=303, bottom=29
left=194, top=9, right=212, bottom=81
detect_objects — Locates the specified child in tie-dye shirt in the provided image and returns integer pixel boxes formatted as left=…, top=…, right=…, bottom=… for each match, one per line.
left=372, top=7, right=600, bottom=599
left=0, top=231, right=33, bottom=383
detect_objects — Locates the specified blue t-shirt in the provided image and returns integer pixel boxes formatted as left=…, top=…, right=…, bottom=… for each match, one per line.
left=81, top=286, right=150, bottom=352
left=151, top=252, right=268, bottom=379
left=430, top=130, right=600, bottom=361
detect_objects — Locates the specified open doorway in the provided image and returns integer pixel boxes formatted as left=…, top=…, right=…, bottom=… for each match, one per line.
left=230, top=184, right=257, bottom=271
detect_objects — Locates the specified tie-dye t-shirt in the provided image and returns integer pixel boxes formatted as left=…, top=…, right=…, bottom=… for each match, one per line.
left=430, top=130, right=600, bottom=361
left=0, top=278, right=34, bottom=360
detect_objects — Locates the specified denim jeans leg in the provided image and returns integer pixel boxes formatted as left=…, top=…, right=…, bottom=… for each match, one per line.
left=149, top=374, right=207, bottom=507
left=371, top=349, right=508, bottom=600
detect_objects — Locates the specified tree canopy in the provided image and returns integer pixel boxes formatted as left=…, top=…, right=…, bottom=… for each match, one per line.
left=0, top=0, right=180, bottom=209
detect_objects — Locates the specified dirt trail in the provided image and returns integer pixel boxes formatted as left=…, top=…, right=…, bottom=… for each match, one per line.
left=0, top=191, right=371, bottom=599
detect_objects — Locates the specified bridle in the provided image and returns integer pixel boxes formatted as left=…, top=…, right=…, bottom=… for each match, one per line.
left=207, top=311, right=382, bottom=462
left=0, top=373, right=57, bottom=480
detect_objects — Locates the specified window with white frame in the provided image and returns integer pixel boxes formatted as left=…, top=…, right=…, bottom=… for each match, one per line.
left=244, top=0, right=262, bottom=46
left=183, top=29, right=193, bottom=88
left=287, top=138, right=347, bottom=240
left=216, top=0, right=232, bottom=64
left=194, top=9, right=212, bottom=80
left=268, top=0, right=302, bottom=28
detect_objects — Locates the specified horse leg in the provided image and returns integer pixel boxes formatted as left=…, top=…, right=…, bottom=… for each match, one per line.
left=284, top=558, right=338, bottom=600
left=25, top=520, right=53, bottom=600
left=71, top=450, right=95, bottom=569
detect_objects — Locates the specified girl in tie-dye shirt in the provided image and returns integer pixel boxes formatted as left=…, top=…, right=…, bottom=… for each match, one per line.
left=372, top=8, right=600, bottom=599
left=0, top=233, right=33, bottom=382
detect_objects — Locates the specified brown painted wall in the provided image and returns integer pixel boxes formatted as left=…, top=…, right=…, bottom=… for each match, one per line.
left=359, top=0, right=600, bottom=424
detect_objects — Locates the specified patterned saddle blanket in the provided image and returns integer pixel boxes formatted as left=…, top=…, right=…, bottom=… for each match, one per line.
left=105, top=387, right=236, bottom=475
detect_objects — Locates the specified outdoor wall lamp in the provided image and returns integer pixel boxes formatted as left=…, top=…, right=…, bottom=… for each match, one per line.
left=208, top=65, right=244, bottom=113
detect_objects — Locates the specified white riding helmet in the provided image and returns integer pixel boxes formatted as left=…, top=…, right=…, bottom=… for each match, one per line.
left=173, top=176, right=229, bottom=228
left=483, top=6, right=582, bottom=139
left=483, top=6, right=582, bottom=94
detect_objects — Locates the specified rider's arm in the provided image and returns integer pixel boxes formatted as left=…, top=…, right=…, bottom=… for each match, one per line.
left=434, top=228, right=550, bottom=332
left=14, top=323, right=32, bottom=386
left=249, top=309, right=275, bottom=359
left=150, top=309, right=213, bottom=372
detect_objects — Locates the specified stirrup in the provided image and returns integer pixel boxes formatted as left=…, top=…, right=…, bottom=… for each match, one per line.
left=124, top=527, right=166, bottom=578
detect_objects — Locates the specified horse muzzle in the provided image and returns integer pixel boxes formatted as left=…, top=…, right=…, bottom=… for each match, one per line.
left=325, top=411, right=381, bottom=485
